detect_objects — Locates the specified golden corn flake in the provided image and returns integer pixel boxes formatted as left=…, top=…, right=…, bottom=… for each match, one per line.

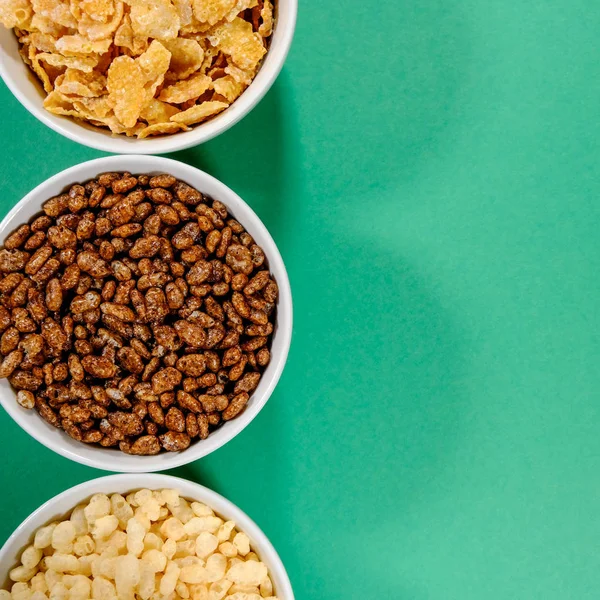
left=141, top=45, right=172, bottom=105
left=87, top=110, right=144, bottom=134
left=191, top=0, right=236, bottom=26
left=70, top=0, right=116, bottom=22
left=170, top=100, right=228, bottom=125
left=113, top=13, right=132, bottom=45
left=1, top=0, right=274, bottom=136
left=258, top=0, right=273, bottom=37
left=35, top=60, right=64, bottom=92
left=27, top=31, right=58, bottom=52
left=107, top=55, right=146, bottom=128
left=138, top=121, right=189, bottom=138
left=78, top=1, right=124, bottom=41
left=55, top=33, right=111, bottom=55
left=224, top=62, right=254, bottom=85
left=0, top=0, right=31, bottom=28
left=224, top=0, right=258, bottom=23
left=212, top=74, right=244, bottom=102
left=68, top=0, right=83, bottom=20
left=163, top=37, right=204, bottom=80
left=30, top=13, right=65, bottom=35
left=123, top=121, right=147, bottom=136
left=55, top=68, right=106, bottom=97
left=181, top=15, right=213, bottom=35
left=38, top=51, right=98, bottom=72
left=32, top=0, right=77, bottom=28
left=80, top=0, right=115, bottom=21
left=138, top=40, right=171, bottom=85
left=140, top=98, right=179, bottom=124
left=43, top=90, right=80, bottom=116
left=73, top=96, right=112, bottom=118
left=29, top=48, right=54, bottom=92
left=208, top=18, right=265, bottom=70
left=127, top=0, right=180, bottom=40
left=172, top=0, right=193, bottom=27
left=159, top=72, right=211, bottom=104
left=113, top=13, right=146, bottom=55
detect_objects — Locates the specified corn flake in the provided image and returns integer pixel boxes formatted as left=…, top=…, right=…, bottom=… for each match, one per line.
left=170, top=100, right=228, bottom=125
left=31, top=0, right=77, bottom=28
left=127, top=0, right=180, bottom=40
left=38, top=51, right=98, bottom=73
left=29, top=47, right=54, bottom=92
left=113, top=13, right=132, bottom=45
left=77, top=0, right=124, bottom=40
left=138, top=121, right=190, bottom=138
left=180, top=16, right=213, bottom=35
left=172, top=0, right=193, bottom=27
left=43, top=90, right=81, bottom=117
left=80, top=0, right=116, bottom=22
left=191, top=0, right=236, bottom=26
left=73, top=96, right=112, bottom=118
left=113, top=13, right=146, bottom=55
left=224, top=0, right=258, bottom=23
left=258, top=0, right=273, bottom=37
left=158, top=72, right=211, bottom=103
left=2, top=0, right=274, bottom=136
left=140, top=98, right=179, bottom=124
left=138, top=39, right=171, bottom=93
left=107, top=55, right=146, bottom=127
left=224, top=62, right=254, bottom=85
left=0, top=0, right=31, bottom=28
left=212, top=75, right=243, bottom=102
left=162, top=38, right=204, bottom=80
left=68, top=0, right=83, bottom=20
left=95, top=112, right=145, bottom=135
left=27, top=31, right=58, bottom=52
left=208, top=18, right=265, bottom=70
left=30, top=13, right=65, bottom=35
left=55, top=34, right=112, bottom=55
left=55, top=68, right=106, bottom=97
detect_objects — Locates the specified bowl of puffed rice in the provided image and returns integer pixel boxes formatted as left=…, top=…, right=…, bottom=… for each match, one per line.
left=0, top=473, right=294, bottom=599
left=0, top=155, right=293, bottom=472
left=0, top=0, right=297, bottom=153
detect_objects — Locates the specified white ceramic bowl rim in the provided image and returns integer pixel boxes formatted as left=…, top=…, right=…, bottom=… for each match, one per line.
left=0, top=473, right=295, bottom=599
left=0, top=0, right=297, bottom=154
left=0, top=155, right=293, bottom=472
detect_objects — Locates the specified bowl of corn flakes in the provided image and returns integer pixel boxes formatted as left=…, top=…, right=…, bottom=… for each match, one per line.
left=0, top=473, right=295, bottom=599
left=0, top=0, right=296, bottom=153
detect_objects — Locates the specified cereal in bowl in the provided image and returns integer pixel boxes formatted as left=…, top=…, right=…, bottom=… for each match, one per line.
left=0, top=0, right=274, bottom=136
left=0, top=172, right=278, bottom=454
left=0, top=489, right=280, bottom=599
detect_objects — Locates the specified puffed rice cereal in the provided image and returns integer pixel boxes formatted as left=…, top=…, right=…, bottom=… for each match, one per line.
left=1, top=488, right=280, bottom=600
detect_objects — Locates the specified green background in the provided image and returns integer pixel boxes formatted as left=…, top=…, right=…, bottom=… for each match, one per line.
left=1, top=0, right=600, bottom=598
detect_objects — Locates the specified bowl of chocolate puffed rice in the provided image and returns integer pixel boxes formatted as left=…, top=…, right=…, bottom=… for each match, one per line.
left=0, top=155, right=292, bottom=472
left=0, top=473, right=295, bottom=599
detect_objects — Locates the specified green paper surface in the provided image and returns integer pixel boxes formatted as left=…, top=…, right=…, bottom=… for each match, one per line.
left=2, top=1, right=600, bottom=598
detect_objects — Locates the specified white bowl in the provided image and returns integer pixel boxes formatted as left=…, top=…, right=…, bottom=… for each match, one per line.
left=0, top=473, right=295, bottom=598
left=0, top=1, right=296, bottom=154
left=0, top=155, right=293, bottom=472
